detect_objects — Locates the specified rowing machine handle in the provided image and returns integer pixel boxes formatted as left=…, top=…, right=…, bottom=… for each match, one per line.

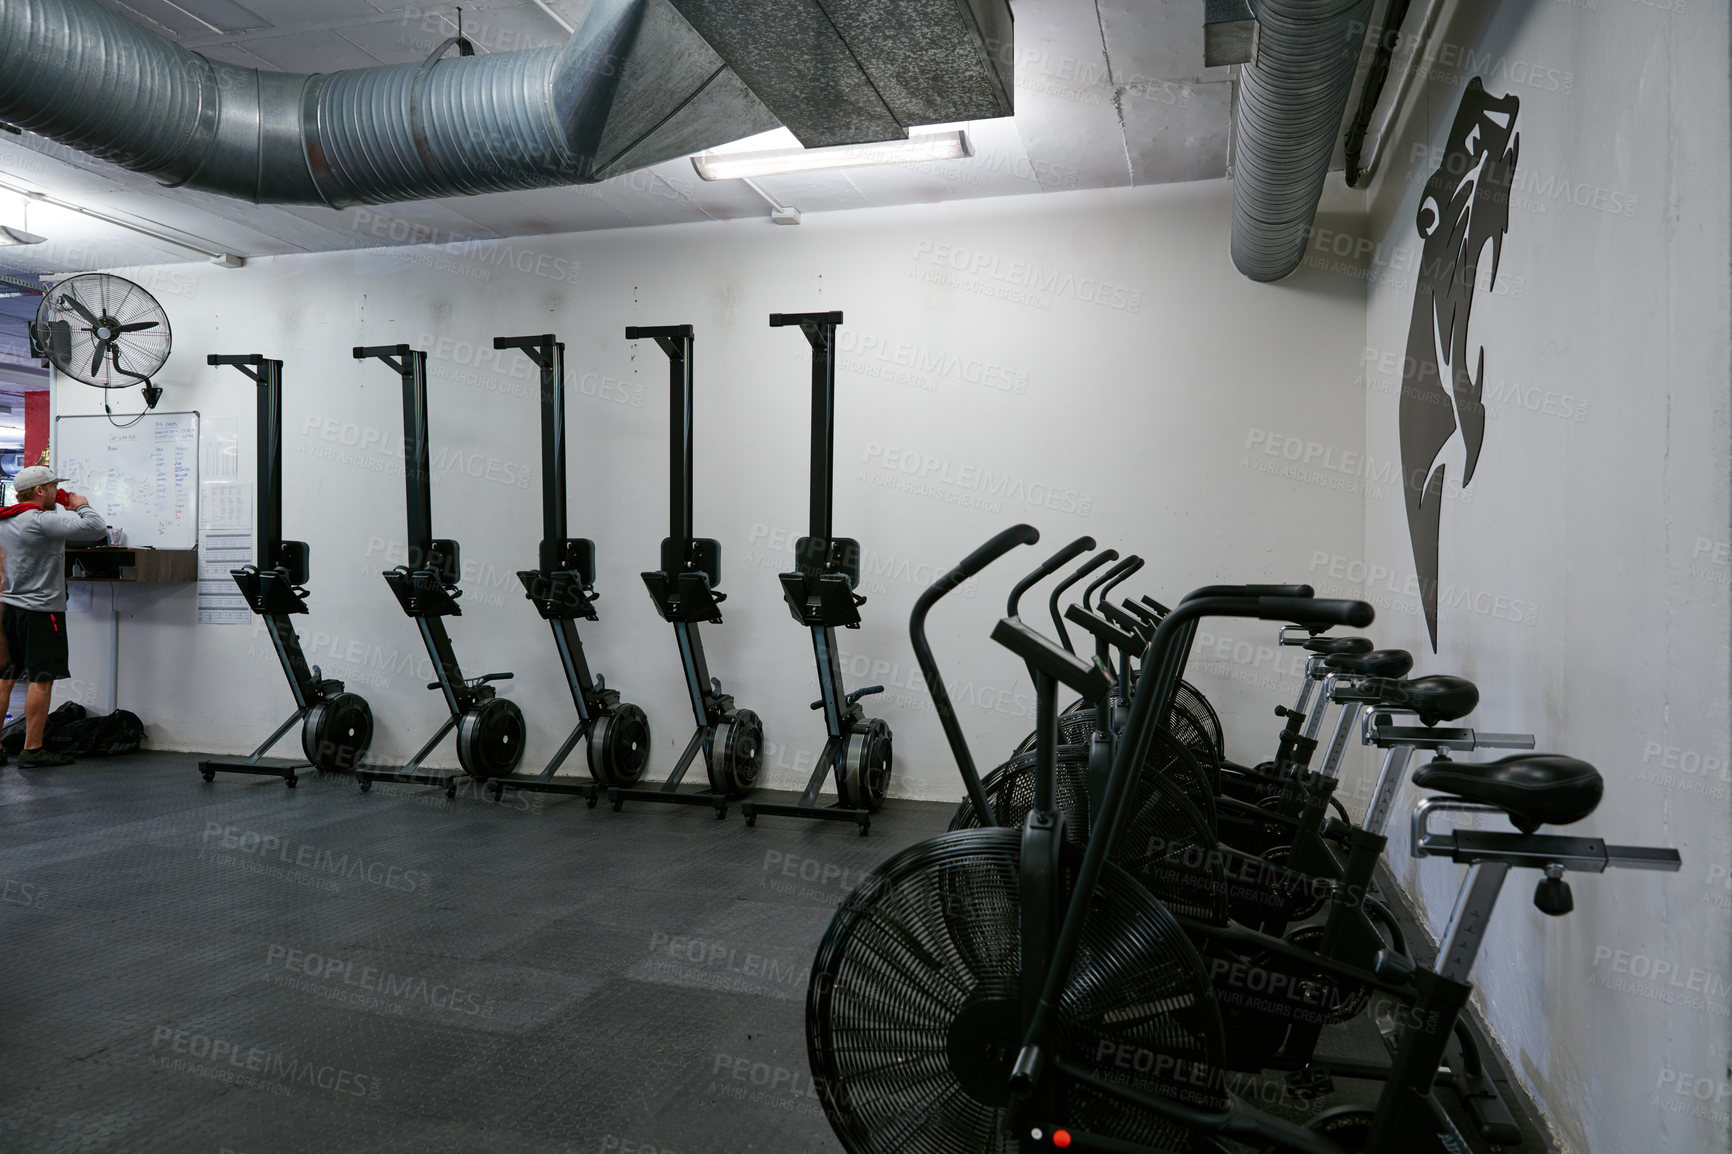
left=1258, top=597, right=1375, bottom=629
left=1008, top=536, right=1095, bottom=618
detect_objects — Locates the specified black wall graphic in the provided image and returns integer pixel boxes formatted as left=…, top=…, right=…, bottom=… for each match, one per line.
left=1400, top=77, right=1520, bottom=651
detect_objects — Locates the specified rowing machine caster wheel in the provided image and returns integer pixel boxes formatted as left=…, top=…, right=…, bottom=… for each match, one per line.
left=587, top=793, right=598, bottom=808
left=708, top=708, right=763, bottom=799
left=446, top=783, right=457, bottom=799
left=841, top=718, right=893, bottom=813
left=746, top=814, right=757, bottom=828
left=714, top=805, right=727, bottom=820
left=301, top=693, right=374, bottom=772
left=200, top=770, right=214, bottom=782
left=457, top=698, right=526, bottom=779
left=587, top=703, right=650, bottom=787
left=359, top=779, right=372, bottom=793
left=487, top=782, right=503, bottom=802
left=612, top=797, right=624, bottom=812
left=285, top=774, right=297, bottom=788
left=857, top=820, right=870, bottom=837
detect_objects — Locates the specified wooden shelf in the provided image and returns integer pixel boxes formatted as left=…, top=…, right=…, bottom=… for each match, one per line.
left=66, top=548, right=198, bottom=583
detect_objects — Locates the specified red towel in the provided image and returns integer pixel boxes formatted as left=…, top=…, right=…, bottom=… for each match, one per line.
left=0, top=491, right=71, bottom=520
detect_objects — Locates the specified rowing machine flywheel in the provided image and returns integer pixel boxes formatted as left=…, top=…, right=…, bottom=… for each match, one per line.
left=456, top=698, right=526, bottom=779
left=839, top=717, right=892, bottom=812
left=708, top=708, right=763, bottom=798
left=301, top=693, right=374, bottom=772
left=587, top=703, right=651, bottom=787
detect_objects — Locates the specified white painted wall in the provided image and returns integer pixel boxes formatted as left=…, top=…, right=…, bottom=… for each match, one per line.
left=61, top=178, right=1366, bottom=802
left=1340, top=2, right=1732, bottom=1151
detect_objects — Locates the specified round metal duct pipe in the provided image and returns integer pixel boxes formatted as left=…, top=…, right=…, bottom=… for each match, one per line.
left=1231, top=0, right=1376, bottom=282
left=0, top=0, right=774, bottom=206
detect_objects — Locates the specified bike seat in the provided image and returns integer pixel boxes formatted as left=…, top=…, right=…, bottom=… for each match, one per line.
left=1325, top=648, right=1413, bottom=677
left=1364, top=674, right=1479, bottom=725
left=1412, top=754, right=1603, bottom=832
left=1304, top=635, right=1373, bottom=656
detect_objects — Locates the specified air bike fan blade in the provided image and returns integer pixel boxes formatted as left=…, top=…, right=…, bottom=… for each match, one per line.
left=807, top=828, right=1227, bottom=1153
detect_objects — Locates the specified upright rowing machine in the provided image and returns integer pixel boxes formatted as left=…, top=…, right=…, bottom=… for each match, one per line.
left=483, top=333, right=650, bottom=804
left=199, top=353, right=373, bottom=787
left=352, top=344, right=525, bottom=796
left=740, top=311, right=891, bottom=836
left=607, top=324, right=762, bottom=818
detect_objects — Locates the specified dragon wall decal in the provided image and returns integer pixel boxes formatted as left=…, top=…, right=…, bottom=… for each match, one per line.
left=1400, top=77, right=1521, bottom=651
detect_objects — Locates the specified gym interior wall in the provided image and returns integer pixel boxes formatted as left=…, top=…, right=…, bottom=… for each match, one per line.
left=1345, top=3, right=1730, bottom=1153
left=55, top=179, right=1368, bottom=803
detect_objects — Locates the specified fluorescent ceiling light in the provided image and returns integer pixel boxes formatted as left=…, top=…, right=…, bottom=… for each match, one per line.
left=692, top=130, right=973, bottom=181
left=0, top=226, right=44, bottom=246
left=0, top=177, right=242, bottom=265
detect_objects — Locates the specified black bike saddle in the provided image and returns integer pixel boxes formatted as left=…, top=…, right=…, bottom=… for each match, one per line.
left=1304, top=635, right=1373, bottom=656
left=1413, top=754, right=1604, bottom=833
left=1365, top=674, right=1479, bottom=725
left=1324, top=648, right=1413, bottom=678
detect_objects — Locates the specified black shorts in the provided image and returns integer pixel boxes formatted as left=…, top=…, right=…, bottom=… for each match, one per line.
left=0, top=605, right=70, bottom=683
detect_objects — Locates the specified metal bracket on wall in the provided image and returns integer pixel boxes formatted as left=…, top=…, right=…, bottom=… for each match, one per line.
left=742, top=179, right=801, bottom=225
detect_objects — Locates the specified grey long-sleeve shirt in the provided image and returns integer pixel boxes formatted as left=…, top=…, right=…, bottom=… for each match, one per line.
left=0, top=504, right=108, bottom=612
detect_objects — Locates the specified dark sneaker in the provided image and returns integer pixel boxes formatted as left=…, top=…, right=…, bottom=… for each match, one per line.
left=17, top=748, right=73, bottom=769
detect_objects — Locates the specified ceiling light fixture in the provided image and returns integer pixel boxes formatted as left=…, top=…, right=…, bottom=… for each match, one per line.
left=692, top=129, right=973, bottom=181
left=0, top=176, right=244, bottom=266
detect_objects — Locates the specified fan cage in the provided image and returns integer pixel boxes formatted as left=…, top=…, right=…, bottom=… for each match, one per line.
left=34, top=273, right=171, bottom=390
left=807, top=829, right=1228, bottom=1154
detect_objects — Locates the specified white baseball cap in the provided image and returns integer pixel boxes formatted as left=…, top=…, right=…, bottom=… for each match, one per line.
left=13, top=465, right=68, bottom=492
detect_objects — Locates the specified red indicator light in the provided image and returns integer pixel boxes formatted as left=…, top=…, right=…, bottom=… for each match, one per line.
left=1053, top=1131, right=1072, bottom=1148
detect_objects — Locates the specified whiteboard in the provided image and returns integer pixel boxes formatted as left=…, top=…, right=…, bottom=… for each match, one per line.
left=54, top=411, right=199, bottom=550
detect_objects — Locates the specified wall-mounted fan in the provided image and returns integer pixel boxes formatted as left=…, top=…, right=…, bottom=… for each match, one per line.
left=30, top=273, right=169, bottom=411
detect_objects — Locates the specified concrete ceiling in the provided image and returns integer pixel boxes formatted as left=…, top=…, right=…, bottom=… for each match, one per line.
left=0, top=0, right=1237, bottom=280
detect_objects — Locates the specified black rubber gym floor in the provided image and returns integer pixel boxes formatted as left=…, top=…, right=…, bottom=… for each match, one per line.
left=0, top=755, right=1556, bottom=1154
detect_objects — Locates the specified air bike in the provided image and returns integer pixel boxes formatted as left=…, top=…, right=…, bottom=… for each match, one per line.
left=739, top=312, right=892, bottom=836
left=607, top=324, right=762, bottom=818
left=806, top=526, right=1681, bottom=1154
left=198, top=353, right=373, bottom=786
left=477, top=333, right=650, bottom=805
left=352, top=344, right=525, bottom=797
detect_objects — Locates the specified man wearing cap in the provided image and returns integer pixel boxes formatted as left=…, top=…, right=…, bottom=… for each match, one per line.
left=0, top=466, right=107, bottom=768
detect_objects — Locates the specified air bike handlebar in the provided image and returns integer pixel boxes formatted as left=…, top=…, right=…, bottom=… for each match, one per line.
left=992, top=617, right=1112, bottom=702
left=1065, top=603, right=1142, bottom=657
left=911, top=524, right=1041, bottom=825
left=1008, top=536, right=1095, bottom=618
left=1085, top=554, right=1141, bottom=611
left=1183, top=583, right=1315, bottom=600
left=1258, top=597, right=1373, bottom=627
left=1050, top=549, right=1118, bottom=654
left=1098, top=554, right=1143, bottom=604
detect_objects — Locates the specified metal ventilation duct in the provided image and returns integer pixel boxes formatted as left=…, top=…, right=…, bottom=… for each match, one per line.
left=0, top=0, right=1012, bottom=208
left=1230, top=0, right=1376, bottom=282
